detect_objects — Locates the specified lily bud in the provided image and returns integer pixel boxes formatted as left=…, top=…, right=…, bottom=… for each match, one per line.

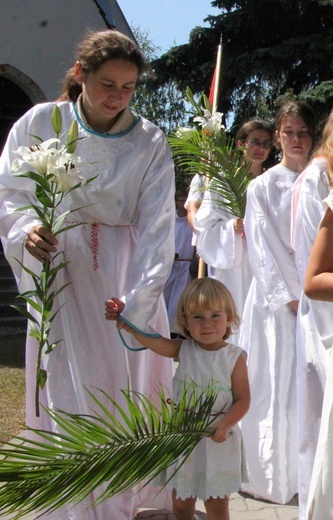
left=203, top=94, right=212, bottom=114
left=51, top=105, right=62, bottom=134
left=186, top=86, right=196, bottom=108
left=66, top=119, right=79, bottom=154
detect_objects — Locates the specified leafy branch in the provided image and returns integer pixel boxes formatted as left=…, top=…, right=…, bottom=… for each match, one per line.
left=169, top=87, right=251, bottom=218
left=0, top=385, right=218, bottom=519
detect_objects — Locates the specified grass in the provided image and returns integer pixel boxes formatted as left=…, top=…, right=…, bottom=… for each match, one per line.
left=0, top=333, right=26, bottom=443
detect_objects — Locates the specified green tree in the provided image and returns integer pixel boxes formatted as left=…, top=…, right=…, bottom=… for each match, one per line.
left=152, top=0, right=333, bottom=126
left=131, top=27, right=192, bottom=191
left=131, top=27, right=187, bottom=136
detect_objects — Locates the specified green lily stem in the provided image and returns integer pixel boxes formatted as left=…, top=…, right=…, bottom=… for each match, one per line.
left=34, top=185, right=58, bottom=417
left=35, top=258, right=50, bottom=417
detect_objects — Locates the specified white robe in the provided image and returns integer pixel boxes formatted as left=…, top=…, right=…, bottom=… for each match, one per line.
left=163, top=212, right=194, bottom=333
left=306, top=189, right=333, bottom=520
left=291, top=157, right=332, bottom=520
left=0, top=101, right=175, bottom=519
left=240, top=164, right=301, bottom=504
left=194, top=188, right=252, bottom=345
left=184, top=173, right=205, bottom=246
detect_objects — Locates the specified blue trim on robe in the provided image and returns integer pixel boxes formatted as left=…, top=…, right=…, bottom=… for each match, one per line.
left=72, top=103, right=140, bottom=138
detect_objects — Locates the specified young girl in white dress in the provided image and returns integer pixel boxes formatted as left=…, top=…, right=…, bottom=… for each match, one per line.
left=105, top=277, right=250, bottom=520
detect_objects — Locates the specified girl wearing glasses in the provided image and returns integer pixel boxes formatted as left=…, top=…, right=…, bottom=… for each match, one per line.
left=194, top=119, right=273, bottom=345
left=240, top=101, right=316, bottom=505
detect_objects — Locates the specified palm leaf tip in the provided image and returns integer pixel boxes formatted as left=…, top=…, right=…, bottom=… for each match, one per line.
left=0, top=385, right=217, bottom=517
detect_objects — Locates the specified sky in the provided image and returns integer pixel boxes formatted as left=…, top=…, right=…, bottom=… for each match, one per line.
left=118, top=1, right=219, bottom=54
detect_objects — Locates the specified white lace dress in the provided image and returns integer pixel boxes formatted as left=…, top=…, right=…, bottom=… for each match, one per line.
left=158, top=339, right=248, bottom=500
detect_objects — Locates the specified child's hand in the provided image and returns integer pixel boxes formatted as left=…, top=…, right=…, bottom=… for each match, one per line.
left=105, top=297, right=125, bottom=321
left=209, top=420, right=231, bottom=443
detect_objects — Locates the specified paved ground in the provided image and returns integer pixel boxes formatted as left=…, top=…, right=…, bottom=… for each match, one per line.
left=136, top=493, right=299, bottom=519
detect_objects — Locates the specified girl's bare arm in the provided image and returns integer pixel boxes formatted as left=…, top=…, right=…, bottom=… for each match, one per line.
left=105, top=297, right=182, bottom=359
left=304, top=208, right=333, bottom=302
left=211, top=354, right=250, bottom=443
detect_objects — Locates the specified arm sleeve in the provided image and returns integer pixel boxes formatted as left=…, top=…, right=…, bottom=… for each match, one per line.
left=293, top=165, right=330, bottom=284
left=120, top=133, right=175, bottom=335
left=244, top=179, right=301, bottom=312
left=194, top=189, right=246, bottom=269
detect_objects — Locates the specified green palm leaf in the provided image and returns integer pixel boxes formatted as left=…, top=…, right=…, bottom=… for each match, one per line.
left=169, top=128, right=252, bottom=218
left=0, top=385, right=218, bottom=518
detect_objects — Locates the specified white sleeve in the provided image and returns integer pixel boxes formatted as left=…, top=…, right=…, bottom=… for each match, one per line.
left=194, top=189, right=246, bottom=269
left=244, top=179, right=301, bottom=312
left=120, top=134, right=175, bottom=334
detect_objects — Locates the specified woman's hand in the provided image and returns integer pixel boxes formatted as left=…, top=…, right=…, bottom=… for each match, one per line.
left=25, top=225, right=58, bottom=262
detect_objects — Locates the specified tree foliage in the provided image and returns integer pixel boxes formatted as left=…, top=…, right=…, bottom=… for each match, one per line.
left=131, top=26, right=187, bottom=135
left=152, top=0, right=333, bottom=127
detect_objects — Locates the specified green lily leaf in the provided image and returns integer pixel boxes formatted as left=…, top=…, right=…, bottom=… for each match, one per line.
left=37, top=368, right=47, bottom=389
left=27, top=133, right=44, bottom=143
left=14, top=296, right=41, bottom=314
left=10, top=304, right=39, bottom=324
left=44, top=340, right=62, bottom=355
left=35, top=185, right=54, bottom=208
left=14, top=170, right=51, bottom=191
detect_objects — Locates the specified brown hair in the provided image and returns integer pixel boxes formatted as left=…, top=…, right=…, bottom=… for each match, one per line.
left=236, top=118, right=273, bottom=143
left=176, top=278, right=240, bottom=340
left=59, top=29, right=147, bottom=102
left=275, top=101, right=317, bottom=138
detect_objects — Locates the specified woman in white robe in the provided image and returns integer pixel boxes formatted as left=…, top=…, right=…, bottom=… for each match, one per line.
left=240, top=101, right=316, bottom=504
left=194, top=119, right=273, bottom=345
left=304, top=186, right=333, bottom=519
left=291, top=113, right=333, bottom=519
left=0, top=30, right=174, bottom=520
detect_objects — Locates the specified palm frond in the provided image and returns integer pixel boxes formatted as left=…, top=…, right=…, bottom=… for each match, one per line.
left=169, top=128, right=252, bottom=218
left=0, top=385, right=217, bottom=518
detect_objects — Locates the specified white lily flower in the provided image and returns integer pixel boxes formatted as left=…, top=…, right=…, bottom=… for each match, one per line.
left=12, top=138, right=61, bottom=175
left=194, top=111, right=225, bottom=135
left=49, top=154, right=83, bottom=192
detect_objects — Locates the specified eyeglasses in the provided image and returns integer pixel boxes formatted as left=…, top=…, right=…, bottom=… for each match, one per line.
left=245, top=139, right=272, bottom=149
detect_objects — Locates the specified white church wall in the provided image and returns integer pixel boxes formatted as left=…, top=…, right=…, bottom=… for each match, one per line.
left=0, top=0, right=131, bottom=101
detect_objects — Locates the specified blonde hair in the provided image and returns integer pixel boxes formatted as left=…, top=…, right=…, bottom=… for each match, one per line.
left=176, top=278, right=240, bottom=340
left=312, top=109, right=333, bottom=182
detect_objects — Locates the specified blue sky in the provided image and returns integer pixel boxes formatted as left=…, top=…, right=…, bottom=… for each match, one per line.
left=118, top=1, right=219, bottom=53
